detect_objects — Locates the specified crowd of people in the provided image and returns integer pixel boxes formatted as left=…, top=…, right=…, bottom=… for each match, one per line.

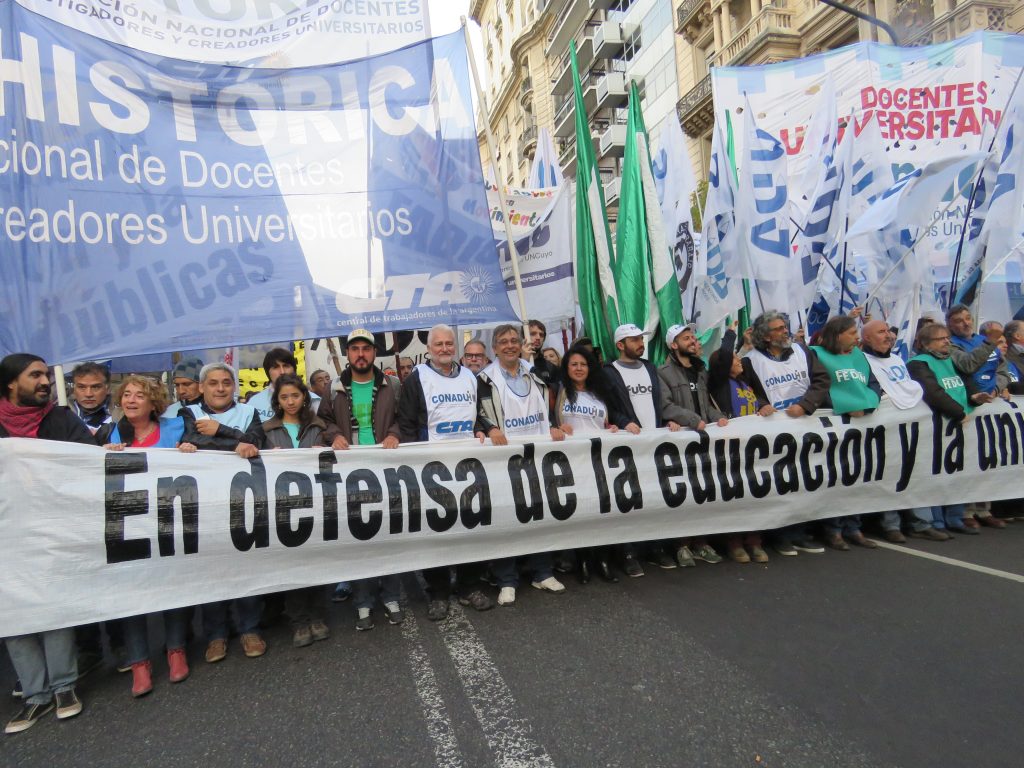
left=1, top=307, right=1020, bottom=735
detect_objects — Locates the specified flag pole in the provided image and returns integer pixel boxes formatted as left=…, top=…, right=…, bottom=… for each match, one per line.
left=53, top=364, right=68, bottom=406
left=461, top=17, right=530, bottom=327
left=979, top=235, right=1024, bottom=284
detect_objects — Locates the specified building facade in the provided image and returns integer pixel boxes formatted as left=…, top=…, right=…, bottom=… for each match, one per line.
left=473, top=0, right=1023, bottom=209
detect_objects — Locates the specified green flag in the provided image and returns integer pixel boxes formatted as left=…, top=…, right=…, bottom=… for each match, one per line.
left=614, top=80, right=683, bottom=365
left=571, top=43, right=619, bottom=362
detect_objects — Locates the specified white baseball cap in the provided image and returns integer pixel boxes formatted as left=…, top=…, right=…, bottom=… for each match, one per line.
left=665, top=323, right=697, bottom=346
left=614, top=323, right=650, bottom=343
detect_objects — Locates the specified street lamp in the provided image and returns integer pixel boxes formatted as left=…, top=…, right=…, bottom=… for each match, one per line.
left=818, top=0, right=900, bottom=45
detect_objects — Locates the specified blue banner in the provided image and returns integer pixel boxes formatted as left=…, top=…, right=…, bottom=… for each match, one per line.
left=0, top=3, right=515, bottom=362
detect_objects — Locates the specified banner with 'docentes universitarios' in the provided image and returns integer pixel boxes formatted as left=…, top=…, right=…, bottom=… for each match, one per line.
left=0, top=1, right=517, bottom=364
left=3, top=398, right=1024, bottom=637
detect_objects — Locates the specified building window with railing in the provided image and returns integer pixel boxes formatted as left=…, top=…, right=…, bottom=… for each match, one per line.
left=623, top=26, right=641, bottom=62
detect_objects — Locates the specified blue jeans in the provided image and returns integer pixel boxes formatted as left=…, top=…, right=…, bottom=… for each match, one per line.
left=123, top=609, right=190, bottom=665
left=491, top=553, right=555, bottom=588
left=921, top=504, right=966, bottom=529
left=352, top=575, right=401, bottom=610
left=6, top=629, right=77, bottom=705
left=202, top=597, right=262, bottom=641
left=883, top=509, right=933, bottom=533
left=823, top=516, right=862, bottom=536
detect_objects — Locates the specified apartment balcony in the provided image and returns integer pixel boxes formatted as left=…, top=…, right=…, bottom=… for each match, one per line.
left=676, top=0, right=712, bottom=43
left=593, top=20, right=626, bottom=58
left=595, top=71, right=628, bottom=111
left=902, top=0, right=1017, bottom=46
left=598, top=122, right=627, bottom=158
left=558, top=136, right=578, bottom=176
left=676, top=73, right=713, bottom=138
left=551, top=20, right=607, bottom=96
left=553, top=72, right=600, bottom=137
left=713, top=5, right=800, bottom=68
left=520, top=76, right=534, bottom=107
left=545, top=0, right=594, bottom=58
left=520, top=124, right=538, bottom=157
left=604, top=175, right=621, bottom=206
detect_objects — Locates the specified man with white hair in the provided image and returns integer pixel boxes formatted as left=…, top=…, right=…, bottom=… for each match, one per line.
left=397, top=324, right=499, bottom=620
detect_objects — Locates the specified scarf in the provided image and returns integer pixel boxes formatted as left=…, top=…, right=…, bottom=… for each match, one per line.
left=0, top=399, right=55, bottom=438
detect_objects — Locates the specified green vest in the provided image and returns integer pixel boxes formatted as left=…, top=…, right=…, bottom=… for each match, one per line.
left=810, top=346, right=880, bottom=414
left=909, top=353, right=972, bottom=413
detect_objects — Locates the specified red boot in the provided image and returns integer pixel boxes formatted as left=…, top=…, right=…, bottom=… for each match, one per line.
left=167, top=648, right=190, bottom=683
left=131, top=661, right=153, bottom=698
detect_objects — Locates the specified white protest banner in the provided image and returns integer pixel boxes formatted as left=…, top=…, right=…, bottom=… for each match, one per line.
left=485, top=184, right=575, bottom=322
left=15, top=0, right=431, bottom=66
left=3, top=398, right=1024, bottom=636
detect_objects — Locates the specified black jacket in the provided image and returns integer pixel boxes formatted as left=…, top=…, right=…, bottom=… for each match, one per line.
left=0, top=405, right=96, bottom=445
left=907, top=356, right=980, bottom=421
left=180, top=402, right=265, bottom=451
left=603, top=359, right=663, bottom=429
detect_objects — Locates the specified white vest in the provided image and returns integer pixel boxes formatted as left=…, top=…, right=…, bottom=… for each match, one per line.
left=417, top=364, right=479, bottom=441
left=559, top=390, right=608, bottom=434
left=483, top=362, right=548, bottom=437
left=186, top=402, right=258, bottom=432
left=748, top=346, right=810, bottom=409
left=865, top=353, right=923, bottom=409
left=613, top=361, right=657, bottom=429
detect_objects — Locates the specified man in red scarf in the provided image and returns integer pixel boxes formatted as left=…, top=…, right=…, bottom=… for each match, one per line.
left=1, top=353, right=94, bottom=734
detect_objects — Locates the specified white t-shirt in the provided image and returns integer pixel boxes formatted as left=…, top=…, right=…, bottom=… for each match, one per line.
left=613, top=361, right=657, bottom=429
left=559, top=390, right=608, bottom=434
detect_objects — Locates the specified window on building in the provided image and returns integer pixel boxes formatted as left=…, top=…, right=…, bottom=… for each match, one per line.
left=623, top=26, right=641, bottom=63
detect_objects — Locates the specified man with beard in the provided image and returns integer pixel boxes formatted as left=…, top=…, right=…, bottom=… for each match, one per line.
left=1, top=354, right=91, bottom=733
left=461, top=340, right=489, bottom=374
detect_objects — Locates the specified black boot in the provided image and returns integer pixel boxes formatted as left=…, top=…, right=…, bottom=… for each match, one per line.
left=578, top=557, right=592, bottom=584
left=597, top=560, right=619, bottom=583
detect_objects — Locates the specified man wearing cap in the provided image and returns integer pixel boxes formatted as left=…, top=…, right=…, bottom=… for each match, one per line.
left=162, top=357, right=204, bottom=418
left=397, top=323, right=498, bottom=620
left=248, top=347, right=321, bottom=423
left=602, top=324, right=664, bottom=577
left=1, top=353, right=91, bottom=733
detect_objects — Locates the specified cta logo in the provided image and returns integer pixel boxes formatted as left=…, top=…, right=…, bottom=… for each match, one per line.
left=436, top=420, right=474, bottom=435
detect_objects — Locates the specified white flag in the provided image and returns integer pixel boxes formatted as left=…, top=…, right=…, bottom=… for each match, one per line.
left=528, top=128, right=564, bottom=189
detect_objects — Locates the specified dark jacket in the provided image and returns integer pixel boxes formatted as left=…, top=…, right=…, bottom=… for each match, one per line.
left=707, top=329, right=766, bottom=418
left=396, top=363, right=493, bottom=443
left=529, top=354, right=561, bottom=388
left=1003, top=345, right=1024, bottom=396
left=180, top=401, right=265, bottom=451
left=603, top=359, right=663, bottom=429
left=0, top=405, right=96, bottom=444
left=263, top=415, right=327, bottom=449
left=657, top=353, right=724, bottom=428
left=907, top=356, right=980, bottom=421
left=318, top=367, right=401, bottom=446
left=741, top=343, right=831, bottom=414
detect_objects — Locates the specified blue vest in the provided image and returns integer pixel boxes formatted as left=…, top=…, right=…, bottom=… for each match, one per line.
left=109, top=417, right=185, bottom=448
left=951, top=333, right=1000, bottom=392
left=186, top=402, right=257, bottom=432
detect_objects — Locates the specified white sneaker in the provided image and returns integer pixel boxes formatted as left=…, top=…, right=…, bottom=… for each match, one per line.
left=531, top=576, right=566, bottom=593
left=497, top=587, right=516, bottom=606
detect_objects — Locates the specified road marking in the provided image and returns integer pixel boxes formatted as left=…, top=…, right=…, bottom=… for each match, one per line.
left=874, top=540, right=1024, bottom=583
left=437, top=601, right=556, bottom=768
left=399, top=592, right=467, bottom=768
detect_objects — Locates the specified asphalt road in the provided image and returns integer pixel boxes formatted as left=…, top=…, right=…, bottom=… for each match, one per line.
left=3, top=522, right=1023, bottom=768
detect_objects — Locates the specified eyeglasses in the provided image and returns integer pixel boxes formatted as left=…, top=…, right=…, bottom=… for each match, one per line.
left=463, top=353, right=486, bottom=359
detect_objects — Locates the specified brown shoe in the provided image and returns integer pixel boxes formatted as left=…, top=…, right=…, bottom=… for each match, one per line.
left=310, top=621, right=330, bottom=642
left=883, top=530, right=906, bottom=543
left=750, top=546, right=769, bottom=563
left=240, top=633, right=266, bottom=658
left=963, top=517, right=981, bottom=529
left=205, top=639, right=227, bottom=664
left=980, top=516, right=1007, bottom=529
left=729, top=547, right=751, bottom=564
left=827, top=534, right=849, bottom=551
left=847, top=532, right=878, bottom=549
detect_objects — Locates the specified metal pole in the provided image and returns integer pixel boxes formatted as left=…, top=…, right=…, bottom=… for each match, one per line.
left=818, top=0, right=900, bottom=45
left=53, top=364, right=68, bottom=406
left=461, top=17, right=530, bottom=327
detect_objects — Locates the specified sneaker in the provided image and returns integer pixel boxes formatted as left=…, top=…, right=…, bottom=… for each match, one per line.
left=113, top=646, right=131, bottom=674
left=5, top=701, right=54, bottom=734
left=693, top=544, right=723, bottom=564
left=498, top=586, right=516, bottom=606
left=458, top=590, right=494, bottom=611
left=310, top=620, right=330, bottom=642
left=646, top=551, right=678, bottom=570
left=12, top=681, right=22, bottom=699
left=426, top=599, right=449, bottom=621
left=331, top=583, right=352, bottom=602
left=167, top=648, right=189, bottom=683
left=792, top=538, right=825, bottom=554
left=623, top=553, right=645, bottom=578
left=531, top=576, right=567, bottom=593
left=130, top=661, right=153, bottom=698
left=383, top=602, right=405, bottom=625
left=54, top=689, right=82, bottom=720
left=674, top=546, right=696, bottom=568
left=204, top=639, right=227, bottom=664
left=240, top=633, right=266, bottom=658
left=773, top=542, right=798, bottom=556
left=910, top=527, right=951, bottom=542
left=292, top=625, right=313, bottom=647
left=76, top=649, right=104, bottom=679
left=729, top=547, right=750, bottom=563
left=355, top=608, right=374, bottom=631
left=750, top=546, right=770, bottom=563
left=883, top=529, right=907, bottom=543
